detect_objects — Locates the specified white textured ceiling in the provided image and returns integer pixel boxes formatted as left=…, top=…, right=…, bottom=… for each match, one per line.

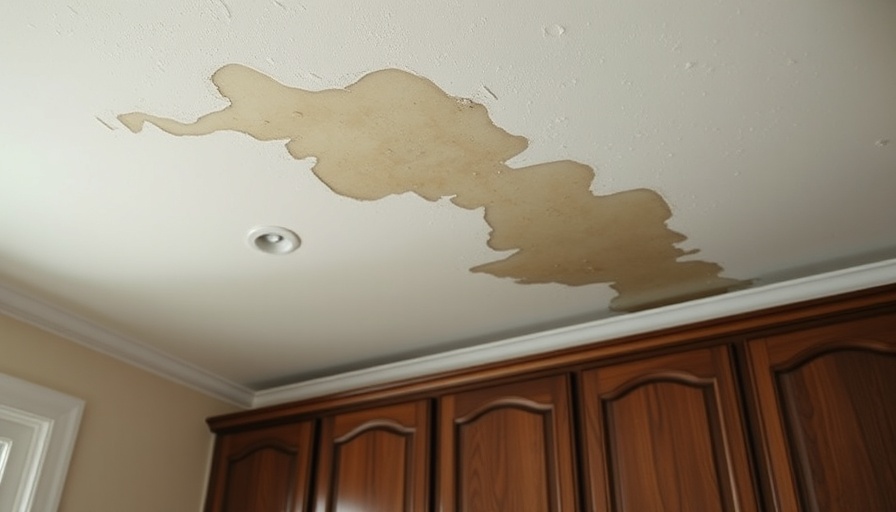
left=2, top=0, right=895, bottom=395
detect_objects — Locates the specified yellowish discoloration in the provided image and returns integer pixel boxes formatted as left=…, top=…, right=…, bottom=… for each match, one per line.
left=119, top=64, right=747, bottom=311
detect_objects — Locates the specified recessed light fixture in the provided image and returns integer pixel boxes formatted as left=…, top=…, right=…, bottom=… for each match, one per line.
left=247, top=226, right=301, bottom=255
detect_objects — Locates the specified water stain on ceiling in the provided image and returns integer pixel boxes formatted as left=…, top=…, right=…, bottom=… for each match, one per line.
left=118, top=64, right=747, bottom=312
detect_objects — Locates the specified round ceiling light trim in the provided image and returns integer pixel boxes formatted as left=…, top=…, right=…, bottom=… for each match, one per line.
left=247, top=226, right=301, bottom=255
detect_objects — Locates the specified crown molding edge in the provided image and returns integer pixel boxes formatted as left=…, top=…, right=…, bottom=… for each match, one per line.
left=0, top=286, right=254, bottom=408
left=253, top=258, right=896, bottom=407
left=4, top=259, right=895, bottom=411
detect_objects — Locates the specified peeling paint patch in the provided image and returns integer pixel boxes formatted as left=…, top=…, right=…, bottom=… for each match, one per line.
left=118, top=64, right=747, bottom=311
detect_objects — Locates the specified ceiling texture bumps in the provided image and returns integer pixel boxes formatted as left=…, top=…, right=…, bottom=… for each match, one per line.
left=1, top=0, right=895, bottom=406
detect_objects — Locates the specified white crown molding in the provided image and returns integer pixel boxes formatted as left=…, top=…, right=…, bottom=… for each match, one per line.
left=0, top=286, right=254, bottom=408
left=253, top=258, right=896, bottom=407
left=3, top=259, right=896, bottom=410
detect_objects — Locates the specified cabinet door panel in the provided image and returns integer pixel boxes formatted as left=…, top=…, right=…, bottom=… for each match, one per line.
left=745, top=313, right=896, bottom=511
left=439, top=375, right=578, bottom=512
left=314, top=400, right=431, bottom=512
left=206, top=421, right=315, bottom=512
left=580, top=346, right=757, bottom=512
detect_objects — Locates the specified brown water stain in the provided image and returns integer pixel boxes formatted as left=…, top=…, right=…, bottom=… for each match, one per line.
left=118, top=64, right=747, bottom=311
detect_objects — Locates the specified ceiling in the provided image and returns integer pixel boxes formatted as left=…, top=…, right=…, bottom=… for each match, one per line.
left=2, top=0, right=895, bottom=407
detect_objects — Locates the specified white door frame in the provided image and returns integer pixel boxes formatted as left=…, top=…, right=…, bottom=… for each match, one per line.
left=0, top=373, right=84, bottom=512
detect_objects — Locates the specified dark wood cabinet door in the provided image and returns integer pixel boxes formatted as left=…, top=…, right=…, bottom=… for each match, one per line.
left=205, top=421, right=315, bottom=512
left=438, top=375, right=578, bottom=512
left=313, top=400, right=431, bottom=512
left=579, top=346, right=758, bottom=512
left=744, top=313, right=896, bottom=512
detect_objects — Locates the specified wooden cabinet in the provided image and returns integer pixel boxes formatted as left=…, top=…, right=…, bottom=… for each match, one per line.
left=579, top=346, right=758, bottom=512
left=313, top=400, right=431, bottom=512
left=205, top=421, right=315, bottom=512
left=204, top=287, right=896, bottom=512
left=438, top=375, right=578, bottom=512
left=744, top=314, right=896, bottom=512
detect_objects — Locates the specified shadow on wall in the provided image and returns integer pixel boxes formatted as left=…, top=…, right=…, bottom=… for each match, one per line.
left=118, top=64, right=747, bottom=311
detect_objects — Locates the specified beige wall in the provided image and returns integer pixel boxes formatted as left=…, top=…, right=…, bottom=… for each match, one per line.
left=0, top=313, right=240, bottom=512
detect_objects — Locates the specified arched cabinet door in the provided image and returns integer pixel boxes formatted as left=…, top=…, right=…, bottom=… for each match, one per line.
left=313, top=400, right=431, bottom=512
left=205, top=421, right=315, bottom=512
left=745, top=313, right=896, bottom=512
left=438, top=375, right=578, bottom=512
left=579, top=346, right=758, bottom=512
